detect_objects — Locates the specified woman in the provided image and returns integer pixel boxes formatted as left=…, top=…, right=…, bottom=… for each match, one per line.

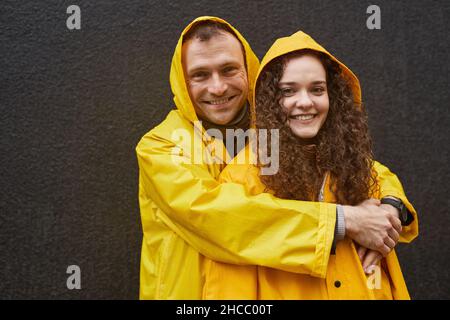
left=203, top=31, right=418, bottom=299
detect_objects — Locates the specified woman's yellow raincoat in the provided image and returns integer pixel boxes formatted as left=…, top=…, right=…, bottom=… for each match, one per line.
left=136, top=17, right=418, bottom=299
left=204, top=31, right=419, bottom=300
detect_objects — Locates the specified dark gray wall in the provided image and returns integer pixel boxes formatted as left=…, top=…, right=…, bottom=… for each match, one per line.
left=1, top=0, right=449, bottom=299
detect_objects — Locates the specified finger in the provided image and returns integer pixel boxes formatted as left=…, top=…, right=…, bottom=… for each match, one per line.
left=357, top=246, right=367, bottom=261
left=393, top=219, right=402, bottom=234
left=363, top=251, right=382, bottom=271
left=364, top=258, right=382, bottom=275
left=387, top=213, right=402, bottom=233
left=387, top=227, right=400, bottom=245
left=384, top=236, right=396, bottom=250
left=362, top=251, right=376, bottom=269
left=379, top=244, right=391, bottom=257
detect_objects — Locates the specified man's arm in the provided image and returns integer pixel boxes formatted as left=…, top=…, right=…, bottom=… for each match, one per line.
left=137, top=130, right=336, bottom=278
left=221, top=146, right=405, bottom=261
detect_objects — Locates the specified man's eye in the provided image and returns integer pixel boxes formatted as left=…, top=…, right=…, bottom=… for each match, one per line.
left=223, top=66, right=237, bottom=74
left=192, top=72, right=208, bottom=79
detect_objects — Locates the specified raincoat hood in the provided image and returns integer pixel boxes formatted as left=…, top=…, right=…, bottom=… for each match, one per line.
left=253, top=31, right=362, bottom=122
left=169, top=16, right=260, bottom=123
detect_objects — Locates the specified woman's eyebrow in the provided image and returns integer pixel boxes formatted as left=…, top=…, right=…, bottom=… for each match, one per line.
left=279, top=80, right=326, bottom=86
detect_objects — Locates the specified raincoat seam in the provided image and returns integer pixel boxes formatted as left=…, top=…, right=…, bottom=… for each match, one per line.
left=156, top=232, right=175, bottom=299
left=323, top=203, right=336, bottom=277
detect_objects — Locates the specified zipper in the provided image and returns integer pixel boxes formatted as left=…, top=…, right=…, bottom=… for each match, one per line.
left=318, top=172, right=328, bottom=202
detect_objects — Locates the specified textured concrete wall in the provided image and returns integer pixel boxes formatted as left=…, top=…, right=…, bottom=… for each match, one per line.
left=1, top=0, right=449, bottom=299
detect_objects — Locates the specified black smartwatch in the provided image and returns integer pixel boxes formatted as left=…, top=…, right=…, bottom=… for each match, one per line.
left=381, top=197, right=413, bottom=226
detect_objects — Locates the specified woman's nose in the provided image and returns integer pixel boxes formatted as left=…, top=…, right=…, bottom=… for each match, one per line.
left=294, top=91, right=314, bottom=109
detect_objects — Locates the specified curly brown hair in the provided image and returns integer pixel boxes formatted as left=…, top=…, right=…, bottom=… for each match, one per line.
left=255, top=50, right=377, bottom=205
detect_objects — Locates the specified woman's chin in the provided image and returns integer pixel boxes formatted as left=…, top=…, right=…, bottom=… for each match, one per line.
left=290, top=127, right=319, bottom=141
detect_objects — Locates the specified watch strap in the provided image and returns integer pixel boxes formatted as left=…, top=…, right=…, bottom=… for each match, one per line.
left=381, top=197, right=414, bottom=226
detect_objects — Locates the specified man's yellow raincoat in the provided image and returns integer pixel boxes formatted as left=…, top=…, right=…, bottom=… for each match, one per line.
left=136, top=17, right=418, bottom=299
left=204, top=31, right=419, bottom=299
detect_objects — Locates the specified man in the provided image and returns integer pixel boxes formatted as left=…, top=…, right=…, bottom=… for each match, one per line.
left=136, top=16, right=417, bottom=299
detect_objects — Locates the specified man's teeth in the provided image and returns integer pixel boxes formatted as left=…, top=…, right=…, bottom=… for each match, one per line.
left=209, top=97, right=232, bottom=105
left=292, top=114, right=315, bottom=120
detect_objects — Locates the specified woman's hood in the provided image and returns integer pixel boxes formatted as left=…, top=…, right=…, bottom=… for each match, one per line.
left=253, top=31, right=362, bottom=119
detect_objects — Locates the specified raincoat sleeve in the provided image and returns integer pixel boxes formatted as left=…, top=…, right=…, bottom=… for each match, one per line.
left=136, top=130, right=336, bottom=278
left=373, top=161, right=419, bottom=243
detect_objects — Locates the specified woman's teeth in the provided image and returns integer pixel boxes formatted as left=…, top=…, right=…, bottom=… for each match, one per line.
left=292, top=114, right=315, bottom=120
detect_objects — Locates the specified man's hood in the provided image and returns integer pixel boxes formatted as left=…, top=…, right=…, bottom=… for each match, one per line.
left=170, top=16, right=260, bottom=123
left=252, top=31, right=362, bottom=121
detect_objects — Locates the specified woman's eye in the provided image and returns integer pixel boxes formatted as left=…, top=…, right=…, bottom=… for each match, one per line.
left=312, top=87, right=326, bottom=94
left=280, top=88, right=294, bottom=96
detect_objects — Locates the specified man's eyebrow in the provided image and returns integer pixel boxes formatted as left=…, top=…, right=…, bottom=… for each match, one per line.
left=187, top=61, right=241, bottom=74
left=187, top=66, right=208, bottom=74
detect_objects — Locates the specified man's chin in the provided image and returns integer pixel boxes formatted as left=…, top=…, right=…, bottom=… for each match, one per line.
left=196, top=101, right=246, bottom=126
left=201, top=109, right=236, bottom=126
left=209, top=116, right=232, bottom=126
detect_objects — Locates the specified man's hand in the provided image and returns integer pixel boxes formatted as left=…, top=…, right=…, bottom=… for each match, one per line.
left=344, top=198, right=402, bottom=257
left=358, top=203, right=401, bottom=274
left=380, top=201, right=400, bottom=220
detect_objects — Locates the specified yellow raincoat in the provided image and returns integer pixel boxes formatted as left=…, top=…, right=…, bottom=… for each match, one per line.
left=136, top=17, right=418, bottom=299
left=205, top=31, right=419, bottom=300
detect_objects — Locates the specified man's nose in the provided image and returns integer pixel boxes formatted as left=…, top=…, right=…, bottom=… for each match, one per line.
left=207, top=73, right=228, bottom=96
left=294, top=90, right=314, bottom=109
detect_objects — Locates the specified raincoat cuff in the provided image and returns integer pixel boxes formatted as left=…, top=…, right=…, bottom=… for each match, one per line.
left=311, top=202, right=337, bottom=278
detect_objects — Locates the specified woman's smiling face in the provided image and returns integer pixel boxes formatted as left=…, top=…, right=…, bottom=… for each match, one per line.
left=279, top=54, right=329, bottom=140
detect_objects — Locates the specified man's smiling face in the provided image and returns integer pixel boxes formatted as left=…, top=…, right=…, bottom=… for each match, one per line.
left=182, top=31, right=248, bottom=125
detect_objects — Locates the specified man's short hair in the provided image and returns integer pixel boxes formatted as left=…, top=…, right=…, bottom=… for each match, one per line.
left=183, top=20, right=240, bottom=44
left=182, top=20, right=247, bottom=68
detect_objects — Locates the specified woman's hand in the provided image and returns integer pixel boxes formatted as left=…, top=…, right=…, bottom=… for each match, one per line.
left=357, top=245, right=382, bottom=274
left=362, top=249, right=383, bottom=274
